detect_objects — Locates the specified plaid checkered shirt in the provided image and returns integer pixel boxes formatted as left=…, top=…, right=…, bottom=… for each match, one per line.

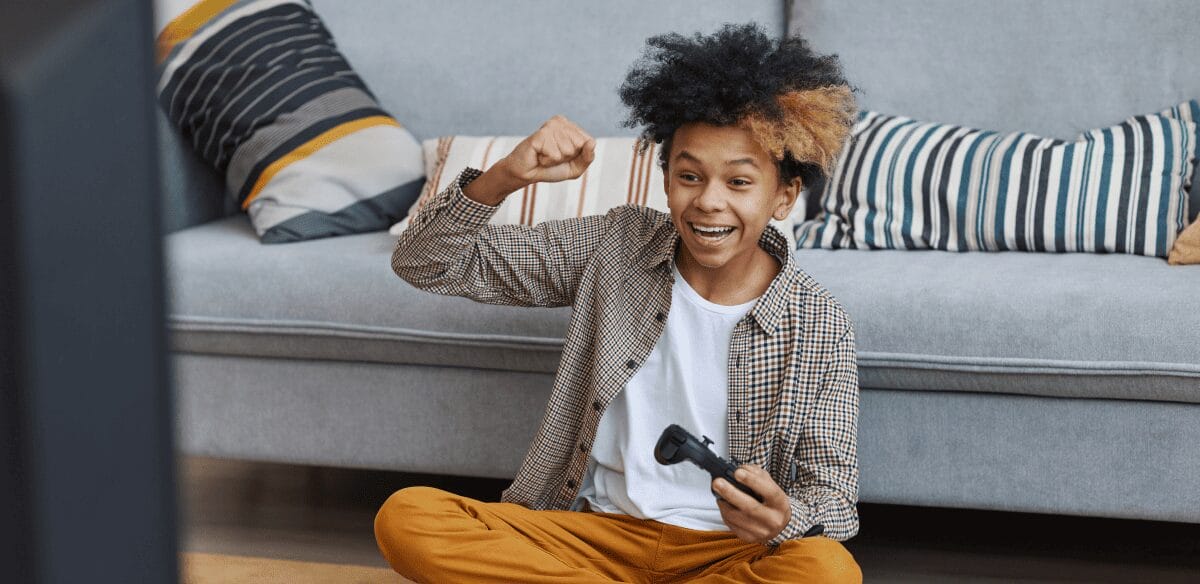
left=391, top=167, right=861, bottom=545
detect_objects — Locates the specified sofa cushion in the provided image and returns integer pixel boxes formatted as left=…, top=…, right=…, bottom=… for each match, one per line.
left=793, top=248, right=1200, bottom=404
left=168, top=216, right=1200, bottom=404
left=166, top=215, right=571, bottom=373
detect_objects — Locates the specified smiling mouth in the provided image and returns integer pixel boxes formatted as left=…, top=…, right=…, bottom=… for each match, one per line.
left=689, top=222, right=736, bottom=243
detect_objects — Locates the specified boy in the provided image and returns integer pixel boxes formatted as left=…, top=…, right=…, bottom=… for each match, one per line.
left=375, top=23, right=862, bottom=583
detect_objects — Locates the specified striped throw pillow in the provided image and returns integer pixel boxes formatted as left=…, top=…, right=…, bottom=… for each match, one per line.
left=1158, top=99, right=1200, bottom=223
left=154, top=0, right=424, bottom=243
left=389, top=136, right=798, bottom=250
left=795, top=109, right=1198, bottom=258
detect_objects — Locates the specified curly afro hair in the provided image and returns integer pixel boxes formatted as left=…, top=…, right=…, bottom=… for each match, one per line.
left=618, top=22, right=858, bottom=196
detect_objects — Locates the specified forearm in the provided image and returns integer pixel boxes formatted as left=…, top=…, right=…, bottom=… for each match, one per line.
left=391, top=113, right=600, bottom=305
left=391, top=167, right=603, bottom=307
left=771, top=484, right=859, bottom=544
left=391, top=167, right=508, bottom=300
left=461, top=157, right=528, bottom=206
left=768, top=323, right=861, bottom=545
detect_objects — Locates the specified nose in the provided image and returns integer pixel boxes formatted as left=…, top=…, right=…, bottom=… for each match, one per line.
left=694, top=182, right=727, bottom=213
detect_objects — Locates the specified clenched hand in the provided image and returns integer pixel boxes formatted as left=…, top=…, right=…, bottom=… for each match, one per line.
left=712, top=463, right=792, bottom=544
left=463, top=114, right=596, bottom=206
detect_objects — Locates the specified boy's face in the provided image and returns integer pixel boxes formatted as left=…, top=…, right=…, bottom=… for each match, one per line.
left=663, top=122, right=800, bottom=271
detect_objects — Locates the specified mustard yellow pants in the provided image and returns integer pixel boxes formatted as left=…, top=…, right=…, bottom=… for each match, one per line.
left=374, top=485, right=863, bottom=583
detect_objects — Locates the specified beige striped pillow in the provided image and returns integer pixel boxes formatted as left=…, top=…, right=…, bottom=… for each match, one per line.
left=389, top=136, right=797, bottom=249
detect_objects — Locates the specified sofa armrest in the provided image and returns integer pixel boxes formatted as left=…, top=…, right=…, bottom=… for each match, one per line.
left=156, top=108, right=236, bottom=233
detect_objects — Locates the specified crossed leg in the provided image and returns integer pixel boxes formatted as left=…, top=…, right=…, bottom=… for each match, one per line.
left=374, top=485, right=862, bottom=583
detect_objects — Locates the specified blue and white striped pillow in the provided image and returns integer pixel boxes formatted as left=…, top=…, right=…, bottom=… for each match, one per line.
left=795, top=106, right=1198, bottom=258
left=1158, top=99, right=1200, bottom=222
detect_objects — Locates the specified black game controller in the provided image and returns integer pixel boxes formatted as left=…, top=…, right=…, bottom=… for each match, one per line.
left=655, top=423, right=827, bottom=538
left=654, top=423, right=764, bottom=503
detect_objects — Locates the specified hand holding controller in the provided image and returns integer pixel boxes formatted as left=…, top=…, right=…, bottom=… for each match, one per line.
left=654, top=423, right=827, bottom=539
left=654, top=423, right=764, bottom=503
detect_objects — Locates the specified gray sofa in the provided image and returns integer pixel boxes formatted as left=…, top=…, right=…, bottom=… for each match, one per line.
left=163, top=0, right=1200, bottom=529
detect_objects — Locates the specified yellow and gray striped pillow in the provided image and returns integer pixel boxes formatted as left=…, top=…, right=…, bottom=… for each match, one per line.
left=389, top=136, right=798, bottom=249
left=154, top=0, right=424, bottom=243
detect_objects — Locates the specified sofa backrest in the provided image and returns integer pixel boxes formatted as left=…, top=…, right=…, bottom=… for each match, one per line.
left=158, top=0, right=787, bottom=231
left=790, top=0, right=1200, bottom=221
left=314, top=0, right=786, bottom=139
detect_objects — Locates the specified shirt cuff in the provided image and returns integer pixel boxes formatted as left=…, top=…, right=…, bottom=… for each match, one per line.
left=765, top=496, right=819, bottom=547
left=443, top=166, right=500, bottom=226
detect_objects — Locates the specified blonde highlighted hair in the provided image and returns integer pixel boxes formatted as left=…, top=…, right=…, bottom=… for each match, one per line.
left=737, top=85, right=857, bottom=177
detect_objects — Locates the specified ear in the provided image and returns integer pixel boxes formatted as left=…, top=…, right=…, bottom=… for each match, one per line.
left=661, top=164, right=670, bottom=196
left=773, top=176, right=802, bottom=221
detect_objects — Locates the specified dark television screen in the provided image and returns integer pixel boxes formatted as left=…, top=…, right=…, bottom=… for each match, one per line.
left=0, top=1, right=178, bottom=582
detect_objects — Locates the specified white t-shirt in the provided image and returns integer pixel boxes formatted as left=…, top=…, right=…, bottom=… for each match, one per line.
left=572, top=262, right=760, bottom=531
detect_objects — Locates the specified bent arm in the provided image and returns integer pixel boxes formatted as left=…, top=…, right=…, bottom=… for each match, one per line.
left=392, top=167, right=608, bottom=307
left=767, top=323, right=861, bottom=544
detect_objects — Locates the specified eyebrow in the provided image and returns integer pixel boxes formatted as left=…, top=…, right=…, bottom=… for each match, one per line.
left=674, top=150, right=761, bottom=170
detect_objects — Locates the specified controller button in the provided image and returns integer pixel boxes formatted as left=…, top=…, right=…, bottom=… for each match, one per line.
left=626, top=359, right=637, bottom=369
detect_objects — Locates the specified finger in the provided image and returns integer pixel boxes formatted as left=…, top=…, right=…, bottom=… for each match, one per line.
left=716, top=497, right=753, bottom=533
left=540, top=147, right=566, bottom=167
left=564, top=127, right=589, bottom=154
left=538, top=119, right=569, bottom=156
left=551, top=130, right=577, bottom=162
left=717, top=508, right=760, bottom=544
left=537, top=135, right=564, bottom=167
left=565, top=121, right=594, bottom=151
left=735, top=465, right=787, bottom=507
left=568, top=138, right=595, bottom=176
left=584, top=137, right=596, bottom=161
left=529, top=134, right=548, bottom=162
left=713, top=477, right=759, bottom=512
left=558, top=128, right=581, bottom=159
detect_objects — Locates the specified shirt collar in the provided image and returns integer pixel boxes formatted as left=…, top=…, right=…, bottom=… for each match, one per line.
left=640, top=219, right=799, bottom=337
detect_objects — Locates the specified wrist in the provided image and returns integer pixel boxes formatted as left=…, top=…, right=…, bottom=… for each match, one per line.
left=462, top=158, right=528, bottom=206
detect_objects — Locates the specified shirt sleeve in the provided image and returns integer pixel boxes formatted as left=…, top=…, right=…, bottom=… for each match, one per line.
left=391, top=167, right=610, bottom=308
left=766, top=321, right=861, bottom=545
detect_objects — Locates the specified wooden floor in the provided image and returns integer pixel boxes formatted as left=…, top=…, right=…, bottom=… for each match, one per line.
left=180, top=456, right=1200, bottom=583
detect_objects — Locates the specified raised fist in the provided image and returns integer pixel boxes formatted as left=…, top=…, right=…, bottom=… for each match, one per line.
left=500, top=115, right=596, bottom=184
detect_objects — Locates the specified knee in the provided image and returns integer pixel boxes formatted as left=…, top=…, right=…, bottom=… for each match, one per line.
left=779, top=537, right=863, bottom=584
left=373, top=486, right=451, bottom=572
left=812, top=537, right=862, bottom=584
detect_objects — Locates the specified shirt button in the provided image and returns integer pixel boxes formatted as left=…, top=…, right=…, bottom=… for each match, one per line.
left=567, top=479, right=577, bottom=489
left=579, top=442, right=589, bottom=453
left=655, top=312, right=665, bottom=322
left=592, top=400, right=602, bottom=411
left=736, top=410, right=744, bottom=422
left=626, top=359, right=637, bottom=369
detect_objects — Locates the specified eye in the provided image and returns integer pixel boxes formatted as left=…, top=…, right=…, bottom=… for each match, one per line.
left=730, top=178, right=751, bottom=187
left=679, top=172, right=701, bottom=182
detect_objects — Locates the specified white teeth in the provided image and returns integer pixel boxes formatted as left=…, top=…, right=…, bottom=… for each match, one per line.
left=691, top=223, right=735, bottom=234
